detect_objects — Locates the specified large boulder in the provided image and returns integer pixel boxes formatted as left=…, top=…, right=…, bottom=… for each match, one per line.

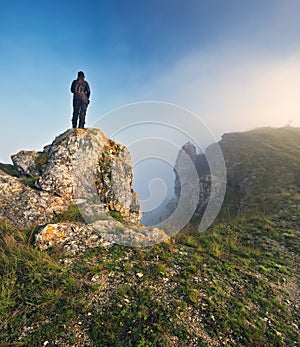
left=11, top=150, right=44, bottom=177
left=37, top=128, right=141, bottom=224
left=35, top=221, right=169, bottom=253
left=0, top=128, right=170, bottom=251
left=36, top=129, right=107, bottom=198
left=174, top=142, right=200, bottom=213
left=0, top=169, right=70, bottom=228
left=11, top=128, right=142, bottom=225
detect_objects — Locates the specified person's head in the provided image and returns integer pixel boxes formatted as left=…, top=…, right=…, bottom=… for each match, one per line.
left=77, top=71, right=85, bottom=80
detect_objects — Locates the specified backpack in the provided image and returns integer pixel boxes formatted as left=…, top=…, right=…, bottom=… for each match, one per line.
left=74, top=81, right=88, bottom=104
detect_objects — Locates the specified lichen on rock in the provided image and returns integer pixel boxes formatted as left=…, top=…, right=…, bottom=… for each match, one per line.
left=1, top=127, right=170, bottom=251
left=32, top=128, right=142, bottom=225
left=36, top=220, right=169, bottom=253
left=11, top=150, right=45, bottom=177
left=0, top=169, right=70, bottom=228
left=96, top=139, right=142, bottom=225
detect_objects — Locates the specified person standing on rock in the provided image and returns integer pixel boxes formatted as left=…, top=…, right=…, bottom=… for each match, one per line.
left=70, top=71, right=91, bottom=129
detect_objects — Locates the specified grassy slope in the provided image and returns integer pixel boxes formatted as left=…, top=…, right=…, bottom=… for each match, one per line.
left=0, top=210, right=299, bottom=347
left=0, top=127, right=299, bottom=346
left=217, top=127, right=300, bottom=220
left=0, top=163, right=21, bottom=178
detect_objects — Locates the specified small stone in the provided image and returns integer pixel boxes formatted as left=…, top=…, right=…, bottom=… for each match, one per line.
left=91, top=275, right=100, bottom=282
left=136, top=272, right=143, bottom=278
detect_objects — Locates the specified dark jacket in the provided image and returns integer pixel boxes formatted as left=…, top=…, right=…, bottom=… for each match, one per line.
left=71, top=79, right=91, bottom=104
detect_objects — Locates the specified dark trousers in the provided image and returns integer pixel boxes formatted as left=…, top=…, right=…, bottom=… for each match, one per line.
left=72, top=99, right=88, bottom=128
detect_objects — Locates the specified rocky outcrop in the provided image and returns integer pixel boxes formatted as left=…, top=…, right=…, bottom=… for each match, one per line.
left=0, top=170, right=70, bottom=227
left=35, top=223, right=111, bottom=254
left=95, top=139, right=141, bottom=224
left=10, top=128, right=142, bottom=225
left=174, top=138, right=258, bottom=220
left=11, top=150, right=45, bottom=177
left=175, top=127, right=300, bottom=222
left=174, top=143, right=210, bottom=218
left=1, top=127, right=171, bottom=251
left=181, top=142, right=197, bottom=163
left=174, top=141, right=226, bottom=224
left=35, top=129, right=107, bottom=198
left=174, top=142, right=198, bottom=201
left=36, top=221, right=169, bottom=253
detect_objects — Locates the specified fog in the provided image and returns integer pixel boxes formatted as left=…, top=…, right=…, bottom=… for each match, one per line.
left=101, top=49, right=300, bottom=224
left=2, top=46, right=300, bottom=226
left=141, top=47, right=300, bottom=136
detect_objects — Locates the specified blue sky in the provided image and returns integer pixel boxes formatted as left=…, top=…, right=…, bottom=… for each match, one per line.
left=1, top=0, right=300, bottom=164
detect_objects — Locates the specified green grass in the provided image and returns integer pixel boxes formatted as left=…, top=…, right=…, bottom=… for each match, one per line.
left=19, top=175, right=41, bottom=189
left=0, top=127, right=299, bottom=346
left=0, top=219, right=88, bottom=346
left=218, top=127, right=300, bottom=218
left=35, top=153, right=48, bottom=168
left=0, top=163, right=21, bottom=178
left=109, top=210, right=127, bottom=224
left=0, top=204, right=299, bottom=346
left=52, top=204, right=85, bottom=223
left=0, top=162, right=41, bottom=189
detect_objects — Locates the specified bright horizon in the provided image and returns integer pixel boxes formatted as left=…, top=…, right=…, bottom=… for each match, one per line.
left=1, top=0, right=300, bottom=164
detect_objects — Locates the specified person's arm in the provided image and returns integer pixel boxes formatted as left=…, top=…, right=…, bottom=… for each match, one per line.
left=70, top=80, right=76, bottom=93
left=86, top=82, right=91, bottom=99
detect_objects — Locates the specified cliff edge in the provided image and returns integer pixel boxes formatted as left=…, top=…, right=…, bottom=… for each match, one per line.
left=0, top=128, right=168, bottom=251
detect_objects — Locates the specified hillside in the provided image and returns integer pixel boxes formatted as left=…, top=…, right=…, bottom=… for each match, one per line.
left=0, top=127, right=299, bottom=346
left=218, top=127, right=300, bottom=219
left=180, top=127, right=300, bottom=223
